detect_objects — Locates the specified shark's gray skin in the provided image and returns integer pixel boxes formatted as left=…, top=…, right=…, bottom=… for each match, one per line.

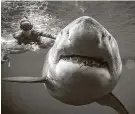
left=2, top=16, right=129, bottom=114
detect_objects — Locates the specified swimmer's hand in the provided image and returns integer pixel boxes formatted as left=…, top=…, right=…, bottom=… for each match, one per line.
left=25, top=43, right=40, bottom=52
left=39, top=36, right=55, bottom=49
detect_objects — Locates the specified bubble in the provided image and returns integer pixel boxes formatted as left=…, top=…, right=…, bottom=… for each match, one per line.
left=29, top=44, right=40, bottom=52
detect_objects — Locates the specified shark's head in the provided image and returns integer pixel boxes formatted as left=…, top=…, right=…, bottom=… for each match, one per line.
left=47, top=16, right=122, bottom=95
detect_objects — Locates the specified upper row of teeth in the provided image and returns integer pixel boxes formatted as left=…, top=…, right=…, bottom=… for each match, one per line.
left=61, top=56, right=107, bottom=67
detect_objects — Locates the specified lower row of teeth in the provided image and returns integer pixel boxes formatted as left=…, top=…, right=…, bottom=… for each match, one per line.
left=62, top=57, right=106, bottom=67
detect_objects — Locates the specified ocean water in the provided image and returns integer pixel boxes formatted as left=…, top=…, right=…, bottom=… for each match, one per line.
left=1, top=1, right=135, bottom=114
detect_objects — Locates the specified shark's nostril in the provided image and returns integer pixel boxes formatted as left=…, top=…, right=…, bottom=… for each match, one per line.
left=60, top=31, right=63, bottom=35
left=67, top=31, right=69, bottom=35
left=96, top=38, right=100, bottom=43
left=101, top=33, right=105, bottom=40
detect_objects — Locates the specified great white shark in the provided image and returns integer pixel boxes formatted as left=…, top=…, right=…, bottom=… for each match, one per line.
left=2, top=16, right=130, bottom=114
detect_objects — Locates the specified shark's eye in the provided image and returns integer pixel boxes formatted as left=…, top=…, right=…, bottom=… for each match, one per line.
left=108, top=36, right=111, bottom=41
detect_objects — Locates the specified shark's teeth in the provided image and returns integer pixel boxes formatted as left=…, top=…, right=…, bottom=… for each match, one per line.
left=60, top=55, right=108, bottom=68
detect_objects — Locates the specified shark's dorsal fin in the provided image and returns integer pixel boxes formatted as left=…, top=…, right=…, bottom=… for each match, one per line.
left=2, top=76, right=46, bottom=83
left=96, top=93, right=129, bottom=114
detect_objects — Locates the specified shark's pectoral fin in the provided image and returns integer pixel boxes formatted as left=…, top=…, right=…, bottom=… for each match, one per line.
left=2, top=76, right=46, bottom=83
left=96, top=93, right=129, bottom=114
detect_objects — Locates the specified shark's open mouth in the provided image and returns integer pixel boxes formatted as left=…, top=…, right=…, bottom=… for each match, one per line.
left=60, top=55, right=108, bottom=68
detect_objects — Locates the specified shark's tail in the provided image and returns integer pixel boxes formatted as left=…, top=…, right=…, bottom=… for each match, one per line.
left=2, top=76, right=47, bottom=83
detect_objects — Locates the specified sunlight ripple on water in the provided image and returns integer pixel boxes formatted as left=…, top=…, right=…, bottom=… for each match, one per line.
left=1, top=1, right=64, bottom=53
left=2, top=1, right=63, bottom=38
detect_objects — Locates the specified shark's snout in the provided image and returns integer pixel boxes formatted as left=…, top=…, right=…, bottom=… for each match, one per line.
left=66, top=20, right=107, bottom=57
left=53, top=16, right=114, bottom=65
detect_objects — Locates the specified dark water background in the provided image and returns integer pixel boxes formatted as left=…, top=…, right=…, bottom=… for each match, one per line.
left=1, top=1, right=135, bottom=114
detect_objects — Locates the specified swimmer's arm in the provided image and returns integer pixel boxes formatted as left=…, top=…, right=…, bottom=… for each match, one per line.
left=8, top=48, right=29, bottom=54
left=35, top=30, right=56, bottom=40
left=41, top=32, right=56, bottom=39
left=8, top=43, right=30, bottom=54
left=2, top=39, right=29, bottom=54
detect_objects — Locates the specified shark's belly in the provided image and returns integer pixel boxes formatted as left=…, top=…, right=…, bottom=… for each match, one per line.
left=45, top=75, right=114, bottom=106
left=45, top=61, right=116, bottom=106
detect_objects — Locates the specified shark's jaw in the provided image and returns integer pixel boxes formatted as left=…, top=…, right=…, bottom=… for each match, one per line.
left=47, top=52, right=113, bottom=105
left=47, top=46, right=115, bottom=105
left=55, top=53, right=111, bottom=83
left=60, top=55, right=108, bottom=69
left=57, top=54, right=110, bottom=79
